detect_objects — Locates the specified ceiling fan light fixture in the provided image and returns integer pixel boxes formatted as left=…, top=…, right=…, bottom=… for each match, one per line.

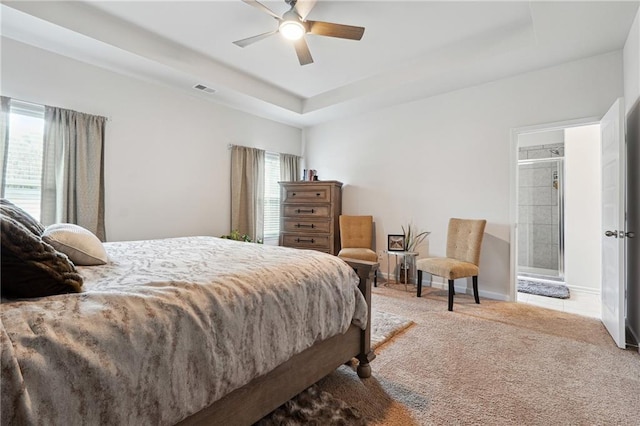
left=234, top=0, right=365, bottom=66
left=279, top=20, right=305, bottom=40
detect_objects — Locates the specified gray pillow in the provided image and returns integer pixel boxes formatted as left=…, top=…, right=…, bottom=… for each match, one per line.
left=43, top=223, right=108, bottom=266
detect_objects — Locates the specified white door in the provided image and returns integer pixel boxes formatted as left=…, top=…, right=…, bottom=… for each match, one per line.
left=601, top=97, right=626, bottom=349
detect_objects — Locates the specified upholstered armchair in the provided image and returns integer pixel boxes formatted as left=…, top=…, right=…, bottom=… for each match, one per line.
left=338, top=215, right=378, bottom=286
left=416, top=218, right=487, bottom=311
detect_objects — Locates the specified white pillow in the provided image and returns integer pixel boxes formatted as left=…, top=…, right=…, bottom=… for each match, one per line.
left=43, top=223, right=108, bottom=266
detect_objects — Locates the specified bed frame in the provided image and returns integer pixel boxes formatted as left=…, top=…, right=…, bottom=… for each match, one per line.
left=178, top=258, right=378, bottom=425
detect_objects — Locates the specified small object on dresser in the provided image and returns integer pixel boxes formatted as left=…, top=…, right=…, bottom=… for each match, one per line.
left=305, top=169, right=318, bottom=181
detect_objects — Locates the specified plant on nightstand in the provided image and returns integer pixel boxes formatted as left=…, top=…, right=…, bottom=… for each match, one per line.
left=399, top=223, right=430, bottom=284
left=402, top=223, right=430, bottom=252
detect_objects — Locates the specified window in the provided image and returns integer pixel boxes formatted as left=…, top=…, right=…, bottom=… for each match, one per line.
left=4, top=101, right=45, bottom=220
left=264, top=152, right=281, bottom=242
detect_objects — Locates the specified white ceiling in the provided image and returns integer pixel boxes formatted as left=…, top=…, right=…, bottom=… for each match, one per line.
left=1, top=1, right=638, bottom=128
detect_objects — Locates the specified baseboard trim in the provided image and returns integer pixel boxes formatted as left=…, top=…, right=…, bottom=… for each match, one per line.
left=565, top=284, right=600, bottom=296
left=417, top=276, right=510, bottom=302
left=380, top=273, right=510, bottom=302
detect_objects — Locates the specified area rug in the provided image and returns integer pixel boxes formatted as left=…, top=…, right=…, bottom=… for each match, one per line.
left=370, top=309, right=415, bottom=350
left=517, top=278, right=570, bottom=299
left=256, top=310, right=413, bottom=425
left=255, top=384, right=366, bottom=426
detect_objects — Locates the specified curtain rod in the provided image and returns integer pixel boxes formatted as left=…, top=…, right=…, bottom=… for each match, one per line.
left=227, top=144, right=259, bottom=150
left=3, top=95, right=112, bottom=121
left=227, top=144, right=302, bottom=158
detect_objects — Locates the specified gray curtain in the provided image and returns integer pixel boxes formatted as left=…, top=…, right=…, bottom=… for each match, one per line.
left=230, top=145, right=265, bottom=242
left=280, top=153, right=301, bottom=182
left=0, top=96, right=10, bottom=198
left=41, top=106, right=106, bottom=241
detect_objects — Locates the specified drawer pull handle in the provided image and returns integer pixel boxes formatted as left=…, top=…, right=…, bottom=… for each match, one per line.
left=316, top=193, right=321, bottom=196
left=292, top=192, right=296, bottom=196
left=296, top=238, right=315, bottom=244
left=295, top=223, right=315, bottom=229
left=296, top=208, right=315, bottom=214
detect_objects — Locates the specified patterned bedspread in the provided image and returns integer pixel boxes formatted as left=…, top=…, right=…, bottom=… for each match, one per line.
left=1, top=236, right=367, bottom=425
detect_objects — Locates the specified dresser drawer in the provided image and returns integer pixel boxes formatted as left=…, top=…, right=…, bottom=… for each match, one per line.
left=283, top=218, right=330, bottom=233
left=283, top=205, right=331, bottom=218
left=282, top=185, right=331, bottom=203
left=282, top=234, right=331, bottom=251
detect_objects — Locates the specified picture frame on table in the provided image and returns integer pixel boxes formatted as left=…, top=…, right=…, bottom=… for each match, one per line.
left=387, top=234, right=405, bottom=252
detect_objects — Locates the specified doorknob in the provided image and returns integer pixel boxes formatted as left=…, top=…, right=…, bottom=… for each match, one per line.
left=605, top=230, right=618, bottom=238
left=625, top=231, right=635, bottom=238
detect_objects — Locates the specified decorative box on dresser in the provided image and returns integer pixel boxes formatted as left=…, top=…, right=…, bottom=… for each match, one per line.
left=279, top=180, right=343, bottom=255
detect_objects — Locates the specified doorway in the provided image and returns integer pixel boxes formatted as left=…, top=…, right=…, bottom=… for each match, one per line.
left=511, top=122, right=602, bottom=318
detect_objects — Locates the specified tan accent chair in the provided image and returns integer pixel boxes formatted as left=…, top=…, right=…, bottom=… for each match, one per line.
left=338, top=215, right=378, bottom=287
left=416, top=218, right=487, bottom=311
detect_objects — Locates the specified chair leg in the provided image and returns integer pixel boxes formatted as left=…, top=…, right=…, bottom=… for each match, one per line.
left=417, top=270, right=423, bottom=297
left=374, top=270, right=378, bottom=287
left=448, top=279, right=455, bottom=311
left=473, top=275, right=479, bottom=304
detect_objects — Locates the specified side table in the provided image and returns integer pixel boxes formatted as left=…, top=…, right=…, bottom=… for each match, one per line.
left=385, top=250, right=419, bottom=288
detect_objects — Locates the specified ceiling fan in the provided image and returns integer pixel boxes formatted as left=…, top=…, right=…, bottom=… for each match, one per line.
left=233, top=0, right=365, bottom=66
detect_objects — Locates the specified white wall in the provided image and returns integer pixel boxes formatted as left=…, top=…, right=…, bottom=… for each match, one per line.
left=564, top=125, right=601, bottom=293
left=305, top=51, right=623, bottom=299
left=0, top=38, right=302, bottom=242
left=624, top=8, right=640, bottom=114
left=518, top=130, right=564, bottom=148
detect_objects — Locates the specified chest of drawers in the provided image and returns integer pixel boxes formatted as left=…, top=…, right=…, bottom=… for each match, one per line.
left=279, top=181, right=343, bottom=254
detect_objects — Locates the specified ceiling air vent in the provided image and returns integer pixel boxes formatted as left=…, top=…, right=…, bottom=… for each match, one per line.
left=193, top=84, right=216, bottom=94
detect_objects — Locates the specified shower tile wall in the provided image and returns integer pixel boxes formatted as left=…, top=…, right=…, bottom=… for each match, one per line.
left=518, top=143, right=563, bottom=274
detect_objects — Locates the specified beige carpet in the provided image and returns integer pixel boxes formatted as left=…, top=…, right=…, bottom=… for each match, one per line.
left=316, top=284, right=640, bottom=425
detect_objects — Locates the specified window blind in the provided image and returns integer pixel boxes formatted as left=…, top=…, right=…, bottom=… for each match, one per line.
left=4, top=101, right=45, bottom=220
left=264, top=151, right=281, bottom=239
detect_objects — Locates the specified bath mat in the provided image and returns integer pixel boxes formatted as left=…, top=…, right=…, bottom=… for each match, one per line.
left=518, top=279, right=570, bottom=299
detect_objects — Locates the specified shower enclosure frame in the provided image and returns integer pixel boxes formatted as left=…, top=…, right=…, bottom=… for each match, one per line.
left=509, top=116, right=602, bottom=302
left=516, top=156, right=565, bottom=282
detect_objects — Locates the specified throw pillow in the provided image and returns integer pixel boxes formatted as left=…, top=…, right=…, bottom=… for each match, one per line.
left=0, top=198, right=45, bottom=236
left=42, top=223, right=108, bottom=266
left=1, top=213, right=83, bottom=298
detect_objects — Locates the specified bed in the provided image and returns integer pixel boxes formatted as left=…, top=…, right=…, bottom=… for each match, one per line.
left=1, top=235, right=376, bottom=425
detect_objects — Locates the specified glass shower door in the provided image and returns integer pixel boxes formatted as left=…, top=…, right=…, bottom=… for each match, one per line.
left=517, top=158, right=564, bottom=280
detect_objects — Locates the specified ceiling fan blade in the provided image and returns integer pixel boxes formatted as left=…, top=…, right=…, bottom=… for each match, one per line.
left=241, top=0, right=281, bottom=20
left=307, top=21, right=365, bottom=40
left=293, top=37, right=313, bottom=65
left=293, top=0, right=317, bottom=20
left=233, top=30, right=278, bottom=47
